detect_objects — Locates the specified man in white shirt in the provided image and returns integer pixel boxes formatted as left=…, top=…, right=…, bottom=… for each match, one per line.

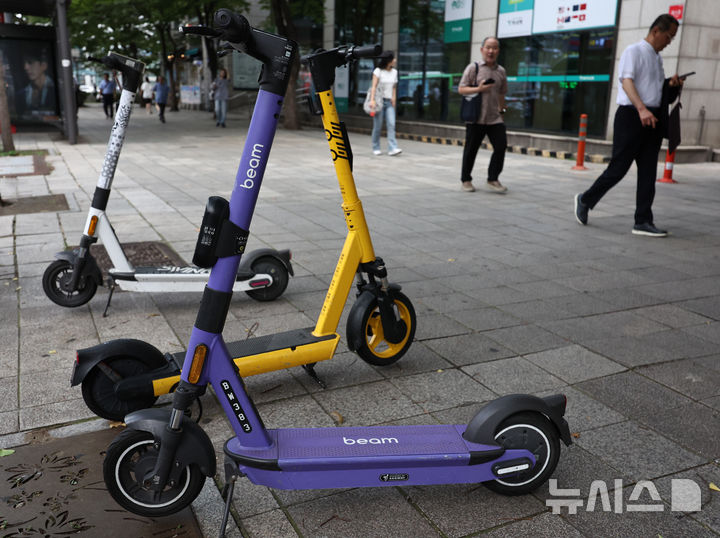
left=574, top=14, right=683, bottom=237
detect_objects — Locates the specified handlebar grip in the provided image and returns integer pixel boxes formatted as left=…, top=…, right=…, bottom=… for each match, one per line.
left=181, top=24, right=221, bottom=37
left=349, top=44, right=382, bottom=59
left=87, top=55, right=120, bottom=70
left=214, top=9, right=251, bottom=44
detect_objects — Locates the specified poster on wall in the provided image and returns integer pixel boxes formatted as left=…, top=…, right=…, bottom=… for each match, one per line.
left=498, top=0, right=534, bottom=38
left=0, top=38, right=59, bottom=122
left=444, top=0, right=473, bottom=43
left=532, top=0, right=619, bottom=34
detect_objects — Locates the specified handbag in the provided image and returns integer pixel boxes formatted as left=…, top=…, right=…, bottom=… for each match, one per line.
left=363, top=85, right=377, bottom=115
left=460, top=62, right=481, bottom=123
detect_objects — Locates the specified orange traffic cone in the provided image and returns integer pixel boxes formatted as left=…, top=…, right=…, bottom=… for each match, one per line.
left=657, top=149, right=678, bottom=184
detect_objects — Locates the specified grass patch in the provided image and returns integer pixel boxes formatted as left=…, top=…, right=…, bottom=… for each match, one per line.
left=0, top=149, right=49, bottom=157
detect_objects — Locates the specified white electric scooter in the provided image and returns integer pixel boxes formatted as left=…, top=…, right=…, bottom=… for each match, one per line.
left=42, top=53, right=292, bottom=315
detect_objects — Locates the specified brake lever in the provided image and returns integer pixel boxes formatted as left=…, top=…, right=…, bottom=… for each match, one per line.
left=180, top=24, right=221, bottom=38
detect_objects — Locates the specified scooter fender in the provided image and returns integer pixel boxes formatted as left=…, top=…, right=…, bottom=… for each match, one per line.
left=463, top=393, right=572, bottom=447
left=123, top=407, right=216, bottom=478
left=238, top=248, right=294, bottom=277
left=71, top=338, right=167, bottom=387
left=54, top=250, right=103, bottom=286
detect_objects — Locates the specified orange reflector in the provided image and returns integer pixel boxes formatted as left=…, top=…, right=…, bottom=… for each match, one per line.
left=88, top=215, right=98, bottom=236
left=188, top=344, right=208, bottom=384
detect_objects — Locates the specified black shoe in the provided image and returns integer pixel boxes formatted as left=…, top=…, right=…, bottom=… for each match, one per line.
left=160, top=116, right=165, bottom=123
left=632, top=222, right=667, bottom=237
left=574, top=193, right=588, bottom=225
left=221, top=123, right=226, bottom=128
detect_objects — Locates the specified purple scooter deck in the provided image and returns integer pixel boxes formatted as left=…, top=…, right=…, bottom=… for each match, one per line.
left=225, top=424, right=535, bottom=490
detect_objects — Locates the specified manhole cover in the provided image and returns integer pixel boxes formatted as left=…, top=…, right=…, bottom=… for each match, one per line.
left=0, top=194, right=69, bottom=216
left=83, top=241, right=187, bottom=275
left=0, top=427, right=202, bottom=537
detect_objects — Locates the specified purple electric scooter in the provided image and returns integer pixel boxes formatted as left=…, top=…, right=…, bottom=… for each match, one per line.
left=101, top=10, right=571, bottom=532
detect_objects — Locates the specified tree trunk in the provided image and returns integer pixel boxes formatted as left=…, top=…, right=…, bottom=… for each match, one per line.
left=0, top=50, right=15, bottom=153
left=269, top=0, right=300, bottom=130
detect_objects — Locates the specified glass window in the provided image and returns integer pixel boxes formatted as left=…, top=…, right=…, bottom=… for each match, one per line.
left=397, top=0, right=469, bottom=123
left=499, top=28, right=616, bottom=136
left=334, top=0, right=384, bottom=114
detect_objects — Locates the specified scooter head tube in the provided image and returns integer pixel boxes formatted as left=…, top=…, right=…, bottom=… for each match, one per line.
left=206, top=89, right=283, bottom=293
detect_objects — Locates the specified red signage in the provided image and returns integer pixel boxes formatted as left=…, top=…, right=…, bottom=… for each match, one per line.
left=669, top=4, right=684, bottom=20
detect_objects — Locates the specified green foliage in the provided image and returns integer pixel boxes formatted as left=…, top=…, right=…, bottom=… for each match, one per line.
left=68, top=0, right=249, bottom=72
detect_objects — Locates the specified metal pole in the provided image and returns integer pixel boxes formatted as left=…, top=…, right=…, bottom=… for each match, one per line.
left=55, top=0, right=77, bottom=144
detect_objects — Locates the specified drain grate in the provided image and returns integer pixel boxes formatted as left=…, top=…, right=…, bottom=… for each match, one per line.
left=0, top=427, right=202, bottom=537
left=82, top=241, right=187, bottom=275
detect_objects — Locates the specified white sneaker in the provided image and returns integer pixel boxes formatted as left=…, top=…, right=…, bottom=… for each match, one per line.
left=373, top=149, right=382, bottom=156
left=388, top=148, right=403, bottom=156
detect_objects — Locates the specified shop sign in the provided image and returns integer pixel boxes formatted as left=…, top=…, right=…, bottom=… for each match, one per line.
left=444, top=0, right=473, bottom=43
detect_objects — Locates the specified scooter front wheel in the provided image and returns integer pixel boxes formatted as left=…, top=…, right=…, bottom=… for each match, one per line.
left=104, top=430, right=205, bottom=517
left=81, top=356, right=159, bottom=421
left=42, top=259, right=98, bottom=307
left=245, top=255, right=289, bottom=302
left=347, top=290, right=416, bottom=366
left=483, top=412, right=561, bottom=496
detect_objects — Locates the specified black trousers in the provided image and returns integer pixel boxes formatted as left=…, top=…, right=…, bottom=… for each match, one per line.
left=157, top=103, right=166, bottom=118
left=101, top=94, right=114, bottom=117
left=461, top=122, right=507, bottom=183
left=581, top=105, right=663, bottom=225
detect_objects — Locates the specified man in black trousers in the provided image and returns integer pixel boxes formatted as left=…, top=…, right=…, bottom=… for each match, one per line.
left=458, top=36, right=508, bottom=194
left=574, top=14, right=683, bottom=237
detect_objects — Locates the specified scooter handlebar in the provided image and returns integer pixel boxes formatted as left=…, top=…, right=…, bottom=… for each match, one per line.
left=348, top=44, right=382, bottom=59
left=213, top=8, right=251, bottom=44
left=87, top=53, right=145, bottom=92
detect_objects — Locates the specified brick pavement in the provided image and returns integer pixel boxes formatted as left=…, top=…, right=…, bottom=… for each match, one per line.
left=1, top=102, right=719, bottom=537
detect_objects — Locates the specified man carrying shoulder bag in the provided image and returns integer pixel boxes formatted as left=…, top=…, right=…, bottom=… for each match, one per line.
left=458, top=36, right=508, bottom=193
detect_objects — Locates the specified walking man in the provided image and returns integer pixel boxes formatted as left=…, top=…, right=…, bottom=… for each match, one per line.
left=153, top=75, right=169, bottom=124
left=574, top=14, right=683, bottom=237
left=458, top=36, right=508, bottom=193
left=99, top=72, right=117, bottom=119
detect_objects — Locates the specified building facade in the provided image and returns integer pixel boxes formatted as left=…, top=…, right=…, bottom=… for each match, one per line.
left=318, top=0, right=719, bottom=150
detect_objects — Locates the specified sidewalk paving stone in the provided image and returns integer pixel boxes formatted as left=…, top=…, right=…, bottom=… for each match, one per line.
left=2, top=103, right=720, bottom=536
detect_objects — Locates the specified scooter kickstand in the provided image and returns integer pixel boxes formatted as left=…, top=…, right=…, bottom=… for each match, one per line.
left=219, top=460, right=240, bottom=538
left=302, top=362, right=327, bottom=389
left=102, top=278, right=116, bottom=318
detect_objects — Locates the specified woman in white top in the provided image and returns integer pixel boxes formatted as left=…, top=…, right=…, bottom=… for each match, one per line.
left=369, top=51, right=402, bottom=156
left=140, top=76, right=154, bottom=114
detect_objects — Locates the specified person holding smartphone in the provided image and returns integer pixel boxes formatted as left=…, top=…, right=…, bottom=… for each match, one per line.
left=574, top=13, right=684, bottom=237
left=458, top=36, right=508, bottom=193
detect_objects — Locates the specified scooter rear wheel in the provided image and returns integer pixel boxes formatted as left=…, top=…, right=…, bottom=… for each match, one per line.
left=104, top=430, right=205, bottom=517
left=245, top=256, right=289, bottom=301
left=81, top=356, right=159, bottom=421
left=483, top=412, right=560, bottom=496
left=42, top=259, right=98, bottom=307
left=347, top=290, right=416, bottom=366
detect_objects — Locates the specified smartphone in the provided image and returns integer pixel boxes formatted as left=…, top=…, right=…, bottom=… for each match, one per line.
left=679, top=71, right=695, bottom=79
left=485, top=78, right=496, bottom=84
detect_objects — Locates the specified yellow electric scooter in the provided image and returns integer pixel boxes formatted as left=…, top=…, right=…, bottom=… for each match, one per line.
left=72, top=42, right=416, bottom=421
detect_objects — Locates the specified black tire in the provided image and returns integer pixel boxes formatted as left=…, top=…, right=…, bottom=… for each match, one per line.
left=348, top=291, right=416, bottom=366
left=104, top=430, right=205, bottom=517
left=245, top=256, right=289, bottom=302
left=42, top=259, right=98, bottom=307
left=81, top=356, right=159, bottom=421
left=484, top=412, right=561, bottom=496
